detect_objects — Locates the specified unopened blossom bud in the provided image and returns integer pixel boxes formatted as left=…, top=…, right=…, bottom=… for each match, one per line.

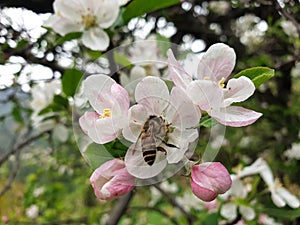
left=190, top=162, right=232, bottom=202
left=90, top=159, right=135, bottom=201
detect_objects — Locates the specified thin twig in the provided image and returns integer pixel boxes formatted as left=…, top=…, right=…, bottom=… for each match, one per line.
left=153, top=184, right=195, bottom=225
left=105, top=191, right=134, bottom=225
left=0, top=132, right=47, bottom=166
left=0, top=152, right=20, bottom=196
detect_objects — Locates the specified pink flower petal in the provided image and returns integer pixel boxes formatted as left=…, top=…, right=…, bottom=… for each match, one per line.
left=191, top=162, right=232, bottom=201
left=211, top=106, right=262, bottom=127
left=79, top=111, right=99, bottom=134
left=135, top=76, right=170, bottom=115
left=167, top=87, right=201, bottom=129
left=83, top=74, right=116, bottom=113
left=197, top=43, right=236, bottom=81
left=110, top=83, right=130, bottom=114
left=167, top=49, right=193, bottom=91
left=187, top=80, right=223, bottom=111
left=90, top=159, right=135, bottom=201
left=223, top=76, right=255, bottom=107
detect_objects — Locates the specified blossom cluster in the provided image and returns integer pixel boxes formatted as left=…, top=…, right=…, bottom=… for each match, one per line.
left=79, top=43, right=262, bottom=202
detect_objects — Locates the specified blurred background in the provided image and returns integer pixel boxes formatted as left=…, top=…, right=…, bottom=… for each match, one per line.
left=0, top=0, right=300, bottom=224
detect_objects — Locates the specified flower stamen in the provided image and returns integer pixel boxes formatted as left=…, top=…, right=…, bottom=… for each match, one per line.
left=82, top=14, right=96, bottom=28
left=219, top=77, right=226, bottom=88
left=99, top=109, right=111, bottom=119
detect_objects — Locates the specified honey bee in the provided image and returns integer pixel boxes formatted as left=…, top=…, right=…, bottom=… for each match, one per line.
left=136, top=115, right=178, bottom=166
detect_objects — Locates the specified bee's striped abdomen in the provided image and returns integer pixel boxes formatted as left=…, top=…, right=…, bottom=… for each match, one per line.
left=141, top=133, right=157, bottom=166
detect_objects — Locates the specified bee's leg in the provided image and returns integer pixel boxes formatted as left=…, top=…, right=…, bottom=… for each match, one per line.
left=157, top=147, right=167, bottom=155
left=163, top=142, right=179, bottom=149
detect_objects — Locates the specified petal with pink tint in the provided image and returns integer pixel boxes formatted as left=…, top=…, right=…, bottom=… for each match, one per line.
left=197, top=43, right=236, bottom=81
left=167, top=49, right=193, bottom=91
left=83, top=74, right=116, bottom=113
left=135, top=77, right=170, bottom=115
left=167, top=87, right=201, bottom=129
left=211, top=106, right=262, bottom=127
left=110, top=83, right=130, bottom=114
left=191, top=162, right=232, bottom=201
left=223, top=76, right=255, bottom=107
left=90, top=159, right=135, bottom=201
left=187, top=80, right=223, bottom=111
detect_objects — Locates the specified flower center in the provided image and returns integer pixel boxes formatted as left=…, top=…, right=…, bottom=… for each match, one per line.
left=99, top=109, right=111, bottom=119
left=82, top=14, right=96, bottom=28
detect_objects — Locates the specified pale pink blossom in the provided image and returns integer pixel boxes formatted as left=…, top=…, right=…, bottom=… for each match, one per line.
left=167, top=43, right=262, bottom=127
left=45, top=0, right=119, bottom=51
left=90, top=159, right=135, bottom=201
left=79, top=74, right=130, bottom=144
left=123, top=76, right=200, bottom=179
left=190, top=162, right=232, bottom=201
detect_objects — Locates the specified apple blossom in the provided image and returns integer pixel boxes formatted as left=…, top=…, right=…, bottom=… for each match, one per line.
left=45, top=0, right=120, bottom=51
left=258, top=159, right=300, bottom=208
left=123, top=76, right=200, bottom=179
left=167, top=43, right=262, bottom=127
left=190, top=162, right=232, bottom=202
left=79, top=74, right=130, bottom=144
left=90, top=159, right=135, bottom=201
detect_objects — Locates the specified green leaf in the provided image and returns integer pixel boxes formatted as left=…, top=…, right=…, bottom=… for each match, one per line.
left=103, top=138, right=130, bottom=158
left=87, top=50, right=102, bottom=60
left=122, top=0, right=180, bottom=25
left=113, top=51, right=132, bottom=68
left=54, top=32, right=82, bottom=46
left=234, top=67, right=275, bottom=88
left=259, top=207, right=300, bottom=220
left=83, top=143, right=114, bottom=170
left=15, top=39, right=28, bottom=51
left=53, top=95, right=69, bottom=109
left=203, top=213, right=218, bottom=225
left=199, top=115, right=218, bottom=128
left=12, top=107, right=23, bottom=123
left=62, top=68, right=83, bottom=97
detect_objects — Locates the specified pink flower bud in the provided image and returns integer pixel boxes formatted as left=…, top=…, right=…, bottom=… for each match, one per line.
left=90, top=159, right=135, bottom=201
left=190, top=162, right=232, bottom=202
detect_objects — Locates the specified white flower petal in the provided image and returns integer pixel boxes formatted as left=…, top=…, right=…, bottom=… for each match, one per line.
left=167, top=49, right=193, bottom=91
left=44, top=15, right=82, bottom=36
left=187, top=80, right=223, bottom=111
left=82, top=27, right=110, bottom=51
left=220, top=203, right=238, bottom=220
left=135, top=77, right=170, bottom=115
left=271, top=191, right=286, bottom=208
left=53, top=0, right=84, bottom=21
left=122, top=104, right=151, bottom=142
left=277, top=187, right=300, bottom=208
left=167, top=87, right=201, bottom=129
left=83, top=74, right=116, bottom=113
left=240, top=205, right=255, bottom=221
left=125, top=143, right=167, bottom=179
left=197, top=43, right=236, bottom=81
left=93, top=0, right=120, bottom=28
left=211, top=106, right=262, bottom=127
left=223, top=76, right=255, bottom=106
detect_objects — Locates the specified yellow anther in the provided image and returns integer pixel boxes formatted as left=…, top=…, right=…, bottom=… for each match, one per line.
left=204, top=76, right=210, bottom=80
left=82, top=14, right=96, bottom=28
left=219, top=77, right=226, bottom=88
left=99, top=109, right=111, bottom=119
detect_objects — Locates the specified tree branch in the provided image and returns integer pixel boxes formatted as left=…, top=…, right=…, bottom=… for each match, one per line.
left=153, top=184, right=195, bottom=225
left=105, top=191, right=134, bottom=225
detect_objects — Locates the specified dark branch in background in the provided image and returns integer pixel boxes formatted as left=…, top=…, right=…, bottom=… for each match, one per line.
left=4, top=46, right=66, bottom=74
left=153, top=184, right=195, bottom=225
left=274, top=1, right=300, bottom=37
left=0, top=0, right=54, bottom=13
left=0, top=152, right=20, bottom=196
left=105, top=191, right=134, bottom=225
left=0, top=132, right=47, bottom=166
